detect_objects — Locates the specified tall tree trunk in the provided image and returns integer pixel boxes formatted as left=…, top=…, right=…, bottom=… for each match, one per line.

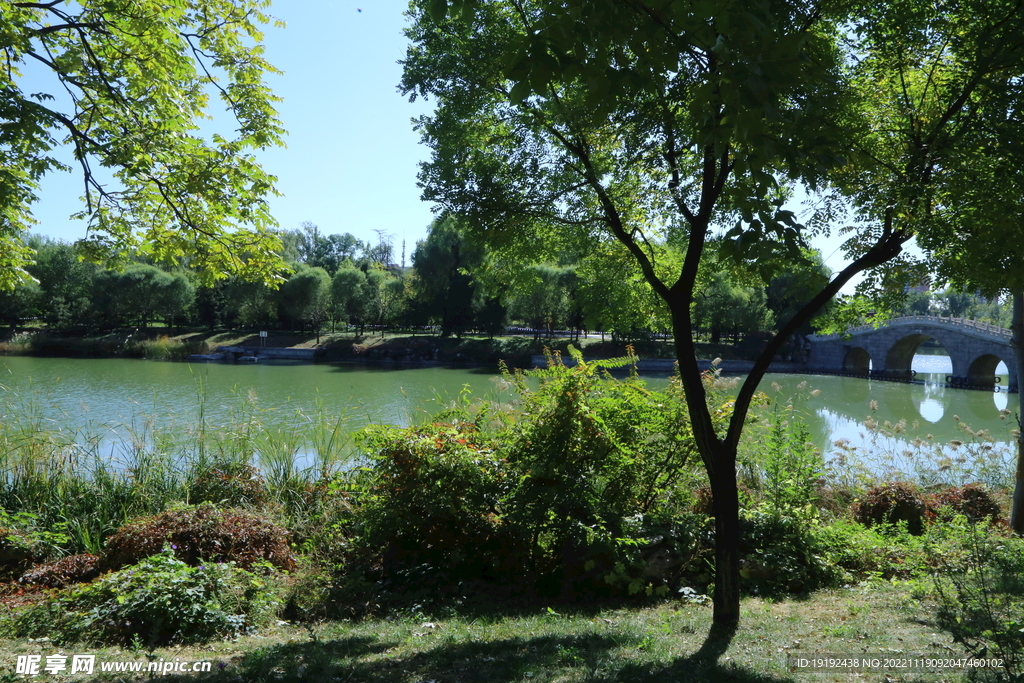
left=1010, top=290, right=1024, bottom=533
left=671, top=309, right=742, bottom=631
left=708, top=446, right=742, bottom=628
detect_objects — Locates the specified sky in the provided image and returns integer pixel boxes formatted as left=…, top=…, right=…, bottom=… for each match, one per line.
left=23, top=0, right=879, bottom=288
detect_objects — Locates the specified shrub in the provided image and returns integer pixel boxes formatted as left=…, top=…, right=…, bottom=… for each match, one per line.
left=0, top=529, right=40, bottom=581
left=355, top=422, right=509, bottom=584
left=7, top=549, right=280, bottom=646
left=102, top=504, right=294, bottom=572
left=853, top=482, right=926, bottom=535
left=816, top=517, right=929, bottom=581
left=496, top=350, right=704, bottom=595
left=738, top=510, right=842, bottom=595
left=928, top=483, right=1003, bottom=524
left=0, top=512, right=70, bottom=580
left=19, top=554, right=101, bottom=588
left=759, top=400, right=823, bottom=518
left=931, top=520, right=1024, bottom=681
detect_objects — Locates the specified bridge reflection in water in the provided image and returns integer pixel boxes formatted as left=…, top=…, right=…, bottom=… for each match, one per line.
left=756, top=363, right=1018, bottom=475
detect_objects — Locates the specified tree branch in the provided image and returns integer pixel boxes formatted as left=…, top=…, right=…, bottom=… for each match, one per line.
left=725, top=212, right=910, bottom=448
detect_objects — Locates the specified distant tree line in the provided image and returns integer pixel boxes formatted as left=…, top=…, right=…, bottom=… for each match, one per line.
left=7, top=219, right=991, bottom=346
left=894, top=288, right=1012, bottom=327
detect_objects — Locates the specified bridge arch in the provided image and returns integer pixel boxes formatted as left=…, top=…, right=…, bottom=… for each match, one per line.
left=966, top=353, right=1008, bottom=389
left=883, top=333, right=952, bottom=378
left=842, top=347, right=871, bottom=373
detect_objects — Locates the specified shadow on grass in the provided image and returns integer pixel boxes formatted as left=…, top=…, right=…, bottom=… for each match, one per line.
left=82, top=624, right=794, bottom=683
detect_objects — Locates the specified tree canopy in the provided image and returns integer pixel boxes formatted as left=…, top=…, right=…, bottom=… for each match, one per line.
left=1, top=0, right=287, bottom=289
left=403, top=0, right=1024, bottom=636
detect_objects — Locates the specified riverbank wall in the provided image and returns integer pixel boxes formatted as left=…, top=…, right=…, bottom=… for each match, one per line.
left=216, top=346, right=321, bottom=362
left=530, top=356, right=808, bottom=374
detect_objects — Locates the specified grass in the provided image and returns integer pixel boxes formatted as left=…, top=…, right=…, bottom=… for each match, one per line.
left=0, top=581, right=968, bottom=683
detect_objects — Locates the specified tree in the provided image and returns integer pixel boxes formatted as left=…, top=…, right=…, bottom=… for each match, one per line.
left=92, top=264, right=167, bottom=327
left=508, top=263, right=572, bottom=337
left=292, top=222, right=364, bottom=275
left=278, top=266, right=332, bottom=341
left=916, top=86, right=1024, bottom=532
left=225, top=278, right=277, bottom=329
left=403, top=0, right=1024, bottom=637
left=574, top=246, right=671, bottom=338
left=765, top=250, right=832, bottom=338
left=27, top=238, right=98, bottom=330
left=1, top=0, right=286, bottom=289
left=155, top=272, right=195, bottom=335
left=361, top=268, right=405, bottom=335
left=411, top=217, right=483, bottom=337
left=0, top=279, right=40, bottom=333
left=332, top=263, right=368, bottom=333
left=692, top=271, right=767, bottom=344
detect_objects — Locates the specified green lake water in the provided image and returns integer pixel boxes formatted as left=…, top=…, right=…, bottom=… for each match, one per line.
left=0, top=354, right=1018, bottom=470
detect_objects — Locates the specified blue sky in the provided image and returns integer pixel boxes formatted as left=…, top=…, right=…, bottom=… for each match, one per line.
left=24, top=0, right=875, bottom=288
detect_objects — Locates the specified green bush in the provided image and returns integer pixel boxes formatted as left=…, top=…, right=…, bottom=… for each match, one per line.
left=738, top=510, right=842, bottom=596
left=7, top=549, right=281, bottom=646
left=931, top=519, right=1024, bottom=681
left=497, top=350, right=704, bottom=596
left=0, top=511, right=71, bottom=579
left=355, top=421, right=509, bottom=583
left=815, top=517, right=929, bottom=581
left=349, top=349, right=711, bottom=600
left=758, top=400, right=823, bottom=518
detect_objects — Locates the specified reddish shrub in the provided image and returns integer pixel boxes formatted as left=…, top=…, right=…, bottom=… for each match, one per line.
left=854, top=482, right=926, bottom=535
left=102, top=504, right=294, bottom=572
left=19, top=554, right=101, bottom=588
left=928, top=483, right=1003, bottom=523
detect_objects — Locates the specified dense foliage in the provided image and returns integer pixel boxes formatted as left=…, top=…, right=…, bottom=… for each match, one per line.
left=0, top=0, right=286, bottom=288
left=9, top=549, right=280, bottom=646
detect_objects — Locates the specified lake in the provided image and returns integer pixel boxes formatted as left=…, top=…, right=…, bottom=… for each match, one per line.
left=0, top=354, right=1017, bottom=475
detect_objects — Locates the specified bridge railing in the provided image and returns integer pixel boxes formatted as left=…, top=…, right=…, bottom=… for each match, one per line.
left=834, top=315, right=1012, bottom=339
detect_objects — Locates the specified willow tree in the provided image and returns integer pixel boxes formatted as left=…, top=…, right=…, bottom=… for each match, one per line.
left=403, top=0, right=1024, bottom=637
left=1, top=0, right=286, bottom=289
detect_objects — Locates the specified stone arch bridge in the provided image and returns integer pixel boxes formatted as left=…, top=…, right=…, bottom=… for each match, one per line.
left=807, top=315, right=1018, bottom=392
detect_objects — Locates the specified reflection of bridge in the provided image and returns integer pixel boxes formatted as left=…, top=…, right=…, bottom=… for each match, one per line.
left=807, top=315, right=1018, bottom=392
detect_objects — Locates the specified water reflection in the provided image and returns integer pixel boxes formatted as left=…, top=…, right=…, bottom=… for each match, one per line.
left=0, top=353, right=1016, bottom=470
left=758, top=352, right=1019, bottom=466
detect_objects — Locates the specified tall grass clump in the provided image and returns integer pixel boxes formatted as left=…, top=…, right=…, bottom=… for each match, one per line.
left=0, top=380, right=358, bottom=556
left=127, top=335, right=211, bottom=360
left=827, top=403, right=1016, bottom=492
left=0, top=331, right=35, bottom=355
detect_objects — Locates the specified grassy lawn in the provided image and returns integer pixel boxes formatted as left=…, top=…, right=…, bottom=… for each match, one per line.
left=0, top=581, right=973, bottom=683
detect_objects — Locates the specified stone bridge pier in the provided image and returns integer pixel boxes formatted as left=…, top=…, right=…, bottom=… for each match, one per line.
left=807, top=316, right=1018, bottom=392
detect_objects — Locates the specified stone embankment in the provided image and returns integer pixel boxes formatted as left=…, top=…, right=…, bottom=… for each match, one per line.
left=531, top=356, right=806, bottom=373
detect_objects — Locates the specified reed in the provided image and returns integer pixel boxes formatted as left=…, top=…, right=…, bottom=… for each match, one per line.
left=0, top=383, right=358, bottom=555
